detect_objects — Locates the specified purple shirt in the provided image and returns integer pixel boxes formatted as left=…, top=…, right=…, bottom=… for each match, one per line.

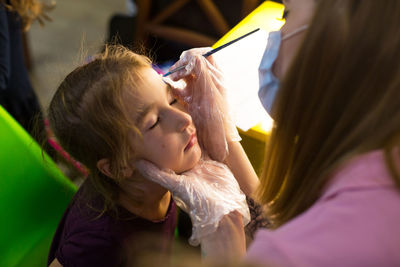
left=246, top=150, right=400, bottom=267
left=48, top=179, right=177, bottom=267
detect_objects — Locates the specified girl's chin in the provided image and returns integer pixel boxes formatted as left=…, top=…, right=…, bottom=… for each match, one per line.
left=187, top=148, right=202, bottom=170
left=177, top=155, right=202, bottom=174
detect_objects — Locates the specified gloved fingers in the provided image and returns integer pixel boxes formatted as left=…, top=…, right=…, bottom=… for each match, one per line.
left=200, top=61, right=241, bottom=143
left=189, top=47, right=211, bottom=55
left=162, top=76, right=186, bottom=91
left=198, top=58, right=227, bottom=100
left=166, top=51, right=240, bottom=160
left=169, top=54, right=222, bottom=93
left=169, top=54, right=205, bottom=81
left=162, top=76, right=189, bottom=100
left=180, top=47, right=218, bottom=67
left=180, top=47, right=213, bottom=60
left=168, top=56, right=208, bottom=104
left=135, top=160, right=181, bottom=190
left=203, top=57, right=224, bottom=80
left=181, top=56, right=237, bottom=160
left=169, top=47, right=214, bottom=81
left=169, top=58, right=196, bottom=81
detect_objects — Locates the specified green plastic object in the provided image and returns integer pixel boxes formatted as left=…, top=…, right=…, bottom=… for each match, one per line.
left=0, top=105, right=77, bottom=267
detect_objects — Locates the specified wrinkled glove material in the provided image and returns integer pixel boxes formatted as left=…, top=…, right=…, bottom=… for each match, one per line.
left=136, top=158, right=250, bottom=246
left=166, top=48, right=241, bottom=162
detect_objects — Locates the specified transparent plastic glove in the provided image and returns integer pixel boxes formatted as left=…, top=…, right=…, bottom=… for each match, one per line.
left=136, top=158, right=250, bottom=247
left=165, top=48, right=241, bottom=162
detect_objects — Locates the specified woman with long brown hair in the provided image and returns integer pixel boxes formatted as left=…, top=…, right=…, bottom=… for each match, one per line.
left=165, top=0, right=400, bottom=265
left=245, top=0, right=400, bottom=265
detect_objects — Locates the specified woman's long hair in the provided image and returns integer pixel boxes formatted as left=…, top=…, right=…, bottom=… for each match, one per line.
left=257, top=0, right=400, bottom=227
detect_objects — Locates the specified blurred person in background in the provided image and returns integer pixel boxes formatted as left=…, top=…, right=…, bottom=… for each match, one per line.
left=0, top=0, right=53, bottom=144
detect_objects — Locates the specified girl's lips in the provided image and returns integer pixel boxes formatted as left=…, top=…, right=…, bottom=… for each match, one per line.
left=185, top=133, right=197, bottom=151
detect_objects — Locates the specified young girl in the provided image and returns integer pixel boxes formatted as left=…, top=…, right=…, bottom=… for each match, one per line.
left=47, top=45, right=258, bottom=267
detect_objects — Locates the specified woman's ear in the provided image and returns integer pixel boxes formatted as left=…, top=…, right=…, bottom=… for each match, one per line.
left=97, top=158, right=134, bottom=179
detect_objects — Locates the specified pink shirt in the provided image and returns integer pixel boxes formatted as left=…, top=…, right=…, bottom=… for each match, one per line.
left=246, top=150, right=400, bottom=267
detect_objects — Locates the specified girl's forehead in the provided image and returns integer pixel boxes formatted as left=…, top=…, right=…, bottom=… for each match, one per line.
left=125, top=67, right=163, bottom=94
left=123, top=67, right=169, bottom=111
left=142, top=66, right=163, bottom=80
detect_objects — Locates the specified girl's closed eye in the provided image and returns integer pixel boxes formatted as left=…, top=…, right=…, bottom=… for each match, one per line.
left=148, top=117, right=160, bottom=130
left=169, top=98, right=177, bottom=105
left=147, top=98, right=178, bottom=131
left=146, top=88, right=180, bottom=131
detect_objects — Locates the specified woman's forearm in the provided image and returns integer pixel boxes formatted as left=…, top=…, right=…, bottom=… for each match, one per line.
left=225, top=141, right=260, bottom=196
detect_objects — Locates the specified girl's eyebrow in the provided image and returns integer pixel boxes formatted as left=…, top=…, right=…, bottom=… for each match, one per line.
left=163, top=81, right=173, bottom=93
left=163, top=80, right=173, bottom=96
left=135, top=84, right=170, bottom=125
left=136, top=103, right=157, bottom=125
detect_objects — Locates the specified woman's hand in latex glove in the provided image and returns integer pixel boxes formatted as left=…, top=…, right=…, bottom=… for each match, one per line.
left=165, top=48, right=240, bottom=162
left=135, top=158, right=250, bottom=248
left=168, top=47, right=217, bottom=82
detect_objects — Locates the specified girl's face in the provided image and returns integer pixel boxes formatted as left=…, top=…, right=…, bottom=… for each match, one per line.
left=128, top=67, right=202, bottom=174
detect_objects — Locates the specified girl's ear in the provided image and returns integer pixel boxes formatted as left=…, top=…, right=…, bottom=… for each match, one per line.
left=97, top=158, right=134, bottom=179
left=97, top=158, right=114, bottom=178
left=121, top=166, right=134, bottom=178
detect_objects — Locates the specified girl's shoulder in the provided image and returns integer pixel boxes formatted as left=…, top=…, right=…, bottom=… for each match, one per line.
left=49, top=180, right=178, bottom=266
left=63, top=179, right=178, bottom=234
left=48, top=180, right=123, bottom=266
left=61, top=179, right=117, bottom=234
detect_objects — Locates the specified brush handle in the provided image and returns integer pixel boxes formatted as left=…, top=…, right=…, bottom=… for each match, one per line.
left=202, top=28, right=260, bottom=57
left=163, top=28, right=260, bottom=77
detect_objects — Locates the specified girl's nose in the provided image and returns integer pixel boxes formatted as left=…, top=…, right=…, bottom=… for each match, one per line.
left=171, top=108, right=192, bottom=132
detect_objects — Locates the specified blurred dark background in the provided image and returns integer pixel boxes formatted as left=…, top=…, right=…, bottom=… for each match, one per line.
left=108, top=0, right=283, bottom=64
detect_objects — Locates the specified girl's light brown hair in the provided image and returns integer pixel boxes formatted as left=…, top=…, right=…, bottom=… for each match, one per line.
left=1, top=0, right=54, bottom=31
left=48, top=45, right=152, bottom=214
left=257, top=0, right=400, bottom=227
